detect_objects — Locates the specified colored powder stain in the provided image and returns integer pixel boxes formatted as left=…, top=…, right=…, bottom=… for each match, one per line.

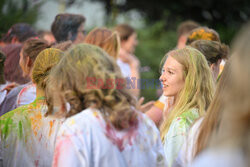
left=38, top=134, right=43, bottom=142
left=49, top=121, right=54, bottom=137
left=69, top=119, right=76, bottom=125
left=2, top=117, right=13, bottom=139
left=93, top=111, right=99, bottom=118
left=30, top=112, right=42, bottom=136
left=34, top=160, right=39, bottom=167
left=53, top=136, right=71, bottom=167
left=18, top=121, right=23, bottom=139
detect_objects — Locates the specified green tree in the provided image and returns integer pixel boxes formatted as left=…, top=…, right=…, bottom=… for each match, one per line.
left=0, top=0, right=42, bottom=36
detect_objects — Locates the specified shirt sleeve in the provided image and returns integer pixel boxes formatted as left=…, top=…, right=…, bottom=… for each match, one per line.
left=154, top=95, right=168, bottom=110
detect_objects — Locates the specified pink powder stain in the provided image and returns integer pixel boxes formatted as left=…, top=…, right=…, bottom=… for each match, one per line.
left=52, top=135, right=71, bottom=167
left=34, top=160, right=39, bottom=167
left=105, top=122, right=138, bottom=152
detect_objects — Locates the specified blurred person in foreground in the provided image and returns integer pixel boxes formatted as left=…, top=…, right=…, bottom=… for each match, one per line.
left=191, top=22, right=250, bottom=167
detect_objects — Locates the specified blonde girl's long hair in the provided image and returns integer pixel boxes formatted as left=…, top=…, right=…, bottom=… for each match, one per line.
left=160, top=47, right=215, bottom=141
left=46, top=44, right=138, bottom=130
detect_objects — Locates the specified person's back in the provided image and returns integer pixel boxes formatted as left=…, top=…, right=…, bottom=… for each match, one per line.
left=0, top=48, right=65, bottom=167
left=0, top=98, right=62, bottom=167
left=53, top=108, right=165, bottom=167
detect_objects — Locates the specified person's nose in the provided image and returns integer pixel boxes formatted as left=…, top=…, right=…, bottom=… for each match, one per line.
left=159, top=73, right=165, bottom=83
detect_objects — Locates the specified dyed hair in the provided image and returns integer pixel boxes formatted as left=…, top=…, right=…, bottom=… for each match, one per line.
left=51, top=13, right=86, bottom=42
left=84, top=28, right=120, bottom=59
left=1, top=23, right=37, bottom=43
left=160, top=47, right=215, bottom=141
left=114, top=24, right=135, bottom=41
left=0, top=51, right=6, bottom=84
left=186, top=27, right=220, bottom=45
left=32, top=48, right=64, bottom=89
left=46, top=44, right=137, bottom=130
left=2, top=44, right=30, bottom=84
left=193, top=60, right=232, bottom=158
left=190, top=40, right=229, bottom=65
left=22, top=38, right=50, bottom=63
left=177, top=20, right=200, bottom=39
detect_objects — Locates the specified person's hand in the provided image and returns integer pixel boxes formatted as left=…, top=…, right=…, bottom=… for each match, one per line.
left=119, top=50, right=140, bottom=68
left=163, top=96, right=175, bottom=119
left=137, top=97, right=155, bottom=113
left=2, top=82, right=18, bottom=93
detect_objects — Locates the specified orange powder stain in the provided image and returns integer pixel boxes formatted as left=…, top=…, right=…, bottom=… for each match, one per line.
left=48, top=121, right=54, bottom=137
left=30, top=112, right=43, bottom=136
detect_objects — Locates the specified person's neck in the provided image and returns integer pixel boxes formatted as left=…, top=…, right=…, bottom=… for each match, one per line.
left=36, top=86, right=45, bottom=98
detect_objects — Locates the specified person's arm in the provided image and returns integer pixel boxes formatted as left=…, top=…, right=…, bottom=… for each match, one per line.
left=128, top=54, right=140, bottom=98
left=146, top=106, right=163, bottom=127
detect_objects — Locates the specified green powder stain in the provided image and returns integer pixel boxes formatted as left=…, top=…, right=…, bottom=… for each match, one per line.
left=2, top=117, right=13, bottom=139
left=18, top=121, right=23, bottom=138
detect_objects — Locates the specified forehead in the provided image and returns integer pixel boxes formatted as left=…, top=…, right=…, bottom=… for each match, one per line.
left=163, top=56, right=183, bottom=70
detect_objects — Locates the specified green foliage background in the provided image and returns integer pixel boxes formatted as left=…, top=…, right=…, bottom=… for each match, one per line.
left=135, top=21, right=177, bottom=101
left=0, top=0, right=41, bottom=36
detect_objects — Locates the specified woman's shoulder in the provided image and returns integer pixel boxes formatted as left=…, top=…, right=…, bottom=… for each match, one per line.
left=178, top=108, right=200, bottom=125
left=61, top=108, right=104, bottom=131
left=167, top=108, right=200, bottom=135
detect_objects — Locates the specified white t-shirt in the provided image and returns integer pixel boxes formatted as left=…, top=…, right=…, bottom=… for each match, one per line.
left=176, top=117, right=204, bottom=166
left=53, top=108, right=166, bottom=167
left=0, top=83, right=8, bottom=105
left=16, top=83, right=36, bottom=107
left=117, top=58, right=131, bottom=78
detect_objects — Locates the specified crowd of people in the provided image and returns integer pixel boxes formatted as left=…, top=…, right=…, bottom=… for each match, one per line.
left=0, top=13, right=249, bottom=167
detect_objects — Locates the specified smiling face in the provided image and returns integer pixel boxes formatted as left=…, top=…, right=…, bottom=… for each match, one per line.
left=160, top=56, right=185, bottom=99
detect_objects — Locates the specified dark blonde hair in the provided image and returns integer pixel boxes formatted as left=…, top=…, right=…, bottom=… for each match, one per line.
left=84, top=28, right=120, bottom=59
left=22, top=38, right=50, bottom=62
left=186, top=27, right=220, bottom=45
left=190, top=40, right=229, bottom=65
left=46, top=44, right=138, bottom=130
left=32, top=48, right=64, bottom=89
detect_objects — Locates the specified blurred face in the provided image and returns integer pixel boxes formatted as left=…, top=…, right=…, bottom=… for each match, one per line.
left=122, top=33, right=138, bottom=54
left=74, top=23, right=85, bottom=44
left=160, top=56, right=185, bottom=98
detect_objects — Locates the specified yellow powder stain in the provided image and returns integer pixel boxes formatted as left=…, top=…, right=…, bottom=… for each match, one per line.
left=30, top=112, right=42, bottom=136
left=70, top=119, right=76, bottom=125
left=93, top=111, right=99, bottom=118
